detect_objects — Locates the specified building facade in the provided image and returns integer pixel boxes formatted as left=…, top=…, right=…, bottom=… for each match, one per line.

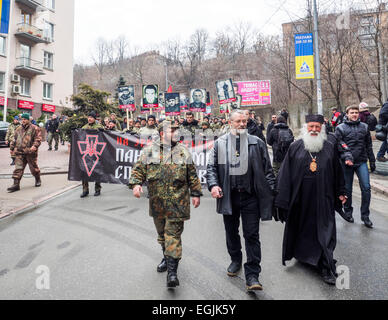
left=0, top=0, right=74, bottom=120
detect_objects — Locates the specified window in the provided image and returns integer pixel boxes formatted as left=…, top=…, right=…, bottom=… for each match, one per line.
left=20, top=77, right=31, bottom=96
left=44, top=22, right=54, bottom=42
left=44, top=51, right=53, bottom=69
left=0, top=72, right=5, bottom=92
left=43, top=82, right=53, bottom=100
left=0, top=36, right=5, bottom=55
left=45, top=0, right=55, bottom=10
left=20, top=44, right=31, bottom=67
left=21, top=11, right=32, bottom=25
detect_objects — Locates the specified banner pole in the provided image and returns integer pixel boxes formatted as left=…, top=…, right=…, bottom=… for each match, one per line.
left=126, top=109, right=129, bottom=130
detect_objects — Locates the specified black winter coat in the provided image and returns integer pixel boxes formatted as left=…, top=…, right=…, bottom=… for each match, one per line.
left=266, top=121, right=276, bottom=142
left=47, top=119, right=59, bottom=133
left=335, top=119, right=375, bottom=165
left=247, top=119, right=266, bottom=143
left=379, top=101, right=388, bottom=126
left=206, top=133, right=276, bottom=221
left=267, top=123, right=294, bottom=163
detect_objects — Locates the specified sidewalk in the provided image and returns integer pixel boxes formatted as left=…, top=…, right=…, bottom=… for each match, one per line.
left=0, top=142, right=79, bottom=218
left=0, top=142, right=70, bottom=176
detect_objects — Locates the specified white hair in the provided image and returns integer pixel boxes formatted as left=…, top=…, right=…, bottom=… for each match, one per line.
left=300, top=123, right=327, bottom=153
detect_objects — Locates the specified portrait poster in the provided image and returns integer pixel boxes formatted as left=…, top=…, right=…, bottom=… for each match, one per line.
left=189, top=88, right=207, bottom=112
left=216, top=79, right=236, bottom=105
left=142, top=84, right=159, bottom=109
left=118, top=85, right=136, bottom=111
left=164, top=93, right=181, bottom=116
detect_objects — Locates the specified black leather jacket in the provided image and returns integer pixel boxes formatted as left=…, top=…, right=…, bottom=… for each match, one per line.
left=335, top=119, right=375, bottom=165
left=206, top=133, right=276, bottom=221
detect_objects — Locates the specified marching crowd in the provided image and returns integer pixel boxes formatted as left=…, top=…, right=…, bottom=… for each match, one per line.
left=3, top=99, right=388, bottom=292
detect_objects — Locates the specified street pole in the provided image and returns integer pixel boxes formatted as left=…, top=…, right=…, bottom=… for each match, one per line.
left=378, top=39, right=387, bottom=103
left=165, top=61, right=168, bottom=91
left=313, top=0, right=323, bottom=115
left=3, top=0, right=14, bottom=122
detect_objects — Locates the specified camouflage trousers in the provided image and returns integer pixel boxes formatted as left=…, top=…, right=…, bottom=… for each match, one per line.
left=12, top=154, right=41, bottom=180
left=82, top=180, right=101, bottom=192
left=153, top=217, right=184, bottom=260
left=48, top=132, right=59, bottom=149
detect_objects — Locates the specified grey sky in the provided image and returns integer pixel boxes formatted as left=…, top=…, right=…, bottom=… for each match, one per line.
left=74, top=0, right=370, bottom=64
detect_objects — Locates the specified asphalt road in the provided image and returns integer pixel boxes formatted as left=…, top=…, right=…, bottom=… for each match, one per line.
left=0, top=182, right=387, bottom=300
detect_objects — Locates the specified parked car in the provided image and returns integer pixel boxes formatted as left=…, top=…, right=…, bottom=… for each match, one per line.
left=0, top=121, right=10, bottom=147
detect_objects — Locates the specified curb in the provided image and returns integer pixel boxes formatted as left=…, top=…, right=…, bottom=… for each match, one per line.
left=0, top=171, right=68, bottom=178
left=0, top=183, right=81, bottom=220
left=370, top=180, right=388, bottom=196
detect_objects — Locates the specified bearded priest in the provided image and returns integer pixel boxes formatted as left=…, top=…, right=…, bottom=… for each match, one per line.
left=275, top=114, right=347, bottom=285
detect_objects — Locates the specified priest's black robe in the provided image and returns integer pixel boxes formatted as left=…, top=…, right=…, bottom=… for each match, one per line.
left=275, top=139, right=345, bottom=274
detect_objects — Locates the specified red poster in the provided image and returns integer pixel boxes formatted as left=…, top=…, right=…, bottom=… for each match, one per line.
left=18, top=100, right=34, bottom=110
left=42, top=104, right=56, bottom=113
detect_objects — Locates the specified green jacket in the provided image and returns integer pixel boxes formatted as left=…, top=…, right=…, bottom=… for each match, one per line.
left=128, top=142, right=203, bottom=221
left=82, top=122, right=104, bottom=130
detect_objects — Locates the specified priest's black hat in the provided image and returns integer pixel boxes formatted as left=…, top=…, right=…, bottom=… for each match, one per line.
left=305, top=114, right=324, bottom=124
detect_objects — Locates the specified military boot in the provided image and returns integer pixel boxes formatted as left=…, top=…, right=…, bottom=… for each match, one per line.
left=10, top=158, right=15, bottom=166
left=7, top=179, right=20, bottom=193
left=166, top=257, right=180, bottom=288
left=157, top=247, right=167, bottom=273
left=35, top=175, right=41, bottom=187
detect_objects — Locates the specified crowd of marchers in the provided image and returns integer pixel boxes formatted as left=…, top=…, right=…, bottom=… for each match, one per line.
left=3, top=100, right=388, bottom=292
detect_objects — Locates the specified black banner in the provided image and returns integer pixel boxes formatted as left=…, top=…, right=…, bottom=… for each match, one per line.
left=68, top=129, right=214, bottom=186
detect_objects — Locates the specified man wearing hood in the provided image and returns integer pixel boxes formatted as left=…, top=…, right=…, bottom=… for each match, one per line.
left=358, top=102, right=377, bottom=132
left=267, top=115, right=294, bottom=176
left=275, top=114, right=347, bottom=285
left=335, top=105, right=376, bottom=228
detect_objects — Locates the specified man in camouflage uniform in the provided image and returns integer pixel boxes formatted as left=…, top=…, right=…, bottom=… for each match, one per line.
left=80, top=111, right=104, bottom=198
left=7, top=114, right=42, bottom=193
left=138, top=115, right=158, bottom=140
left=110, top=113, right=122, bottom=131
left=129, top=121, right=203, bottom=288
left=5, top=116, right=21, bottom=165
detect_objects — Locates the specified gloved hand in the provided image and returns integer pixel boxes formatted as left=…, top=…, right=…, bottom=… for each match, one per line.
left=370, top=162, right=376, bottom=173
left=98, top=128, right=105, bottom=132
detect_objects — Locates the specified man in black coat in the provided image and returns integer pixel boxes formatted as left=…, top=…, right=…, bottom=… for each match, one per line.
left=242, top=110, right=266, bottom=143
left=335, top=105, right=376, bottom=228
left=46, top=114, right=60, bottom=151
left=267, top=116, right=294, bottom=175
left=377, top=100, right=388, bottom=162
left=266, top=114, right=277, bottom=142
left=207, top=110, right=276, bottom=292
left=275, top=114, right=347, bottom=285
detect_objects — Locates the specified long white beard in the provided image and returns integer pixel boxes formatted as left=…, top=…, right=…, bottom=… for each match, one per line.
left=300, top=124, right=327, bottom=153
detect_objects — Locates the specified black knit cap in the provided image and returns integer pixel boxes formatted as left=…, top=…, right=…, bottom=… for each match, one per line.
left=88, top=111, right=97, bottom=119
left=305, top=114, right=324, bottom=124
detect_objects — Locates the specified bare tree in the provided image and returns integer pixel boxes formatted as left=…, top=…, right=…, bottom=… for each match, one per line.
left=91, top=38, right=108, bottom=80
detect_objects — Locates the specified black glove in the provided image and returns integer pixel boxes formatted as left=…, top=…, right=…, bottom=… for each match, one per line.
left=370, top=162, right=376, bottom=173
left=98, top=128, right=105, bottom=132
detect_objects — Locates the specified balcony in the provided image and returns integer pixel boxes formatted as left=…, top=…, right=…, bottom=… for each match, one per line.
left=15, top=23, right=51, bottom=44
left=15, top=0, right=43, bottom=11
left=15, top=57, right=45, bottom=76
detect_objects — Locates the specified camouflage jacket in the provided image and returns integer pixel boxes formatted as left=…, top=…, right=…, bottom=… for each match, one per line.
left=128, top=142, right=203, bottom=221
left=138, top=125, right=158, bottom=139
left=82, top=122, right=104, bottom=130
left=10, top=123, right=42, bottom=155
left=5, top=123, right=20, bottom=143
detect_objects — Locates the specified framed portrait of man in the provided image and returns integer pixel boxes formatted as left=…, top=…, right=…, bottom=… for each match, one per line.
left=216, top=79, right=236, bottom=105
left=189, top=88, right=207, bottom=112
left=142, top=84, right=159, bottom=109
left=118, top=85, right=136, bottom=111
left=180, top=93, right=189, bottom=112
left=165, top=93, right=181, bottom=116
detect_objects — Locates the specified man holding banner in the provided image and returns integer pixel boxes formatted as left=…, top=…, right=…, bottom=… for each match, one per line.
left=129, top=121, right=203, bottom=288
left=80, top=111, right=104, bottom=198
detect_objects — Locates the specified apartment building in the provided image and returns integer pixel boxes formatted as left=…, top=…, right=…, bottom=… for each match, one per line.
left=0, top=0, right=74, bottom=120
